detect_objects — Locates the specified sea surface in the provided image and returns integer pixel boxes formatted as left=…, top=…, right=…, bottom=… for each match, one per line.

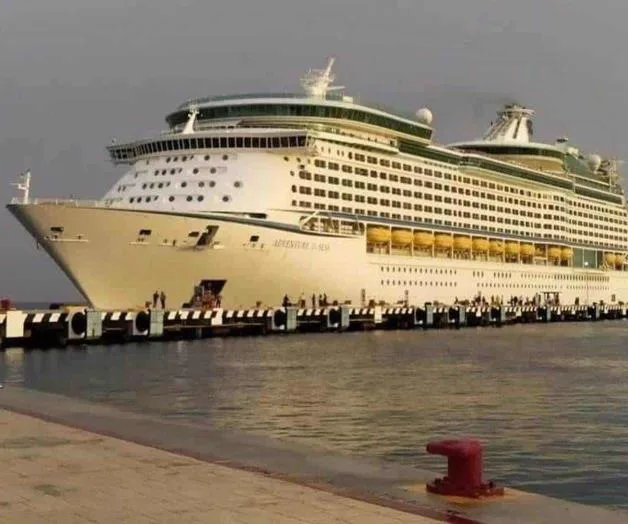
left=2, top=322, right=628, bottom=511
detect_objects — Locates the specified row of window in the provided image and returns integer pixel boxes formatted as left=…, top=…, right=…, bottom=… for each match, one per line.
left=109, top=134, right=307, bottom=162
left=129, top=194, right=232, bottom=204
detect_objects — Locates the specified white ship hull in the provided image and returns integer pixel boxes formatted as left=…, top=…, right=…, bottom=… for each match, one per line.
left=8, top=202, right=628, bottom=309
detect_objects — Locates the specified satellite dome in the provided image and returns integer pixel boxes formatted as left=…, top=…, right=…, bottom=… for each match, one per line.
left=416, top=108, right=433, bottom=126
left=587, top=154, right=602, bottom=172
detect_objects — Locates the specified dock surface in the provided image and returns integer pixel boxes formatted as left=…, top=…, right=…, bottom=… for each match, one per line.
left=0, top=409, right=434, bottom=523
left=0, top=387, right=625, bottom=524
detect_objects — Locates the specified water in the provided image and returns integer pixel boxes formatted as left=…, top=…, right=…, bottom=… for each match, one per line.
left=2, top=322, right=628, bottom=511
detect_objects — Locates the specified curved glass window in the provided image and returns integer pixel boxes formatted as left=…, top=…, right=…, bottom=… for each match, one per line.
left=165, top=103, right=432, bottom=140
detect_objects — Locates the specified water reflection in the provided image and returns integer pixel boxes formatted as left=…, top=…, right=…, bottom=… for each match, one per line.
left=2, top=322, right=628, bottom=510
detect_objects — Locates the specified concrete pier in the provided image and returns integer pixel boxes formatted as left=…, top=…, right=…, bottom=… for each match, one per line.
left=1, top=302, right=626, bottom=349
left=0, top=387, right=625, bottom=523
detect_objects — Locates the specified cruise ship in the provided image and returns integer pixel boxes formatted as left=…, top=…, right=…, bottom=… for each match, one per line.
left=7, top=59, right=628, bottom=309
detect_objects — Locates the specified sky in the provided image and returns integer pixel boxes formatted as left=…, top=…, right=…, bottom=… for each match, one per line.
left=2, top=0, right=628, bottom=302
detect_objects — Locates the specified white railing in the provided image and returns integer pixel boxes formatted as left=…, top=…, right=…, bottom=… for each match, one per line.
left=9, top=197, right=112, bottom=208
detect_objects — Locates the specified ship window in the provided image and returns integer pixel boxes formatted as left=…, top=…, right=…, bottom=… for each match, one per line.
left=209, top=181, right=216, bottom=187
left=210, top=168, right=217, bottom=174
left=193, top=168, right=199, bottom=174
left=169, top=196, right=175, bottom=202
left=181, top=182, right=188, bottom=188
left=138, top=229, right=152, bottom=236
left=234, top=181, right=242, bottom=188
left=197, top=195, right=204, bottom=202
left=250, top=235, right=260, bottom=242
left=222, top=195, right=231, bottom=202
left=50, top=226, right=64, bottom=233
left=186, top=196, right=193, bottom=202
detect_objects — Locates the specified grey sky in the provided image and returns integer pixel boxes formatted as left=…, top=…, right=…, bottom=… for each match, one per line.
left=2, top=0, right=628, bottom=301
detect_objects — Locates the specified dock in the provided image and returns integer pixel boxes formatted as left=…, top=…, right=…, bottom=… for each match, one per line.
left=0, top=386, right=625, bottom=523
left=1, top=302, right=627, bottom=349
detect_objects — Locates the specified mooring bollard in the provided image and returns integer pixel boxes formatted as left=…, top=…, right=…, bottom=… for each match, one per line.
left=426, top=438, right=504, bottom=498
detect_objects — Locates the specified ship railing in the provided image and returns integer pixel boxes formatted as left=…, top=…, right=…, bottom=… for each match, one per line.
left=10, top=197, right=112, bottom=208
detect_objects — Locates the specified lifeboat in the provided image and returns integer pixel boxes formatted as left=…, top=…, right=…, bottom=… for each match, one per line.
left=453, top=235, right=472, bottom=251
left=520, top=243, right=535, bottom=257
left=434, top=233, right=453, bottom=249
left=391, top=228, right=413, bottom=246
left=505, top=242, right=520, bottom=256
left=604, top=253, right=616, bottom=266
left=413, top=231, right=434, bottom=248
left=535, top=245, right=547, bottom=257
left=615, top=253, right=625, bottom=268
left=548, top=246, right=561, bottom=261
left=366, top=226, right=390, bottom=244
left=561, top=247, right=573, bottom=261
left=489, top=240, right=504, bottom=255
left=472, top=238, right=489, bottom=252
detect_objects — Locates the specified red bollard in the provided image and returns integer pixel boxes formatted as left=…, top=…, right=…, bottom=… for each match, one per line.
left=426, top=439, right=504, bottom=498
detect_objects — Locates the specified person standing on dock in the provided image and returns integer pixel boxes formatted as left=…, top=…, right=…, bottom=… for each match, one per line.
left=311, top=293, right=316, bottom=308
left=160, top=291, right=166, bottom=309
left=282, top=294, right=290, bottom=307
left=152, top=290, right=159, bottom=308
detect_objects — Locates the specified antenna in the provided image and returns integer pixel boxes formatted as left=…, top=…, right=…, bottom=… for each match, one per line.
left=10, top=170, right=31, bottom=204
left=300, top=57, right=344, bottom=99
left=182, top=104, right=199, bottom=134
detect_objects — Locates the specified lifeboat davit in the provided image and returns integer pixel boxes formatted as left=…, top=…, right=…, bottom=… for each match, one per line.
left=472, top=238, right=489, bottom=252
left=489, top=240, right=504, bottom=255
left=604, top=253, right=616, bottom=266
left=520, top=243, right=535, bottom=257
left=434, top=233, right=453, bottom=249
left=505, top=242, right=520, bottom=256
left=561, top=247, right=573, bottom=261
left=367, top=226, right=390, bottom=244
left=391, top=228, right=413, bottom=246
left=413, top=231, right=434, bottom=248
left=548, top=246, right=561, bottom=260
left=453, top=235, right=472, bottom=251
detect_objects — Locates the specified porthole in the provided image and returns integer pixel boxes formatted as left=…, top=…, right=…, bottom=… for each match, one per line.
left=162, top=170, right=167, bottom=175
left=290, top=171, right=295, bottom=176
left=142, top=183, right=147, bottom=189
left=166, top=157, right=171, bottom=163
left=158, top=183, right=163, bottom=188
left=182, top=156, right=187, bottom=161
left=181, top=182, right=187, bottom=188
left=178, top=168, right=182, bottom=173
left=154, top=170, right=159, bottom=175
left=170, top=169, right=176, bottom=175
left=283, top=156, right=289, bottom=162
left=222, top=195, right=231, bottom=202
left=193, top=168, right=199, bottom=174
left=204, top=155, right=210, bottom=161
left=199, top=182, right=205, bottom=187
left=168, top=196, right=175, bottom=202
left=173, top=157, right=178, bottom=162
left=186, top=196, right=193, bottom=202
left=234, top=181, right=242, bottom=188
left=209, top=181, right=216, bottom=188
left=291, top=185, right=297, bottom=192
left=197, top=195, right=204, bottom=202
left=210, top=168, right=217, bottom=174
left=149, top=183, right=155, bottom=189
left=222, top=154, right=228, bottom=161
left=130, top=197, right=135, bottom=203
left=137, top=197, right=142, bottom=203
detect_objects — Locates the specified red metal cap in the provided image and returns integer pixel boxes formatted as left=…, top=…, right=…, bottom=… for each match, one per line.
left=426, top=438, right=504, bottom=498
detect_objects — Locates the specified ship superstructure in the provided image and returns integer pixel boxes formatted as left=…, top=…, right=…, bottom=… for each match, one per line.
left=7, top=59, right=628, bottom=309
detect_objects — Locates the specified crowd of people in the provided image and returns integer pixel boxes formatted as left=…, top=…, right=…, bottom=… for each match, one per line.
left=282, top=293, right=336, bottom=308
